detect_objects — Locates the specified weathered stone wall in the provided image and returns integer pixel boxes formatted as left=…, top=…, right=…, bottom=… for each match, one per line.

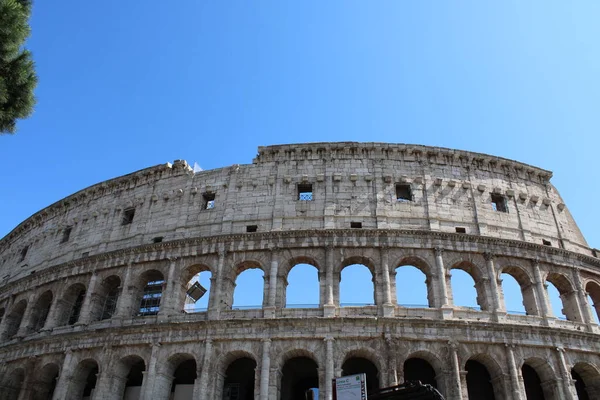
left=0, top=143, right=598, bottom=400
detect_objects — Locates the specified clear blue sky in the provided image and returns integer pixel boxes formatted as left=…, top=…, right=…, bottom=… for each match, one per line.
left=1, top=2, right=599, bottom=312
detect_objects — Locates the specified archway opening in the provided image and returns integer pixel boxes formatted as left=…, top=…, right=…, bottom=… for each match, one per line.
left=522, top=364, right=545, bottom=400
left=223, top=357, right=257, bottom=400
left=2, top=368, right=24, bottom=400
left=55, top=283, right=86, bottom=326
left=572, top=369, right=590, bottom=400
left=184, top=270, right=212, bottom=312
left=233, top=268, right=264, bottom=309
left=466, top=360, right=496, bottom=400
left=124, top=358, right=146, bottom=399
left=450, top=269, right=479, bottom=310
left=30, top=290, right=53, bottom=332
left=340, top=264, right=374, bottom=306
left=138, top=270, right=165, bottom=316
left=2, top=300, right=27, bottom=339
left=395, top=265, right=429, bottom=307
left=546, top=273, right=578, bottom=321
left=35, top=363, right=59, bottom=400
left=281, top=357, right=319, bottom=400
left=501, top=273, right=527, bottom=314
left=286, top=263, right=319, bottom=308
left=586, top=281, right=600, bottom=324
left=342, top=357, right=379, bottom=393
left=70, top=360, right=98, bottom=400
left=545, top=281, right=567, bottom=320
left=95, top=275, right=121, bottom=321
left=171, top=359, right=197, bottom=399
left=403, top=358, right=437, bottom=388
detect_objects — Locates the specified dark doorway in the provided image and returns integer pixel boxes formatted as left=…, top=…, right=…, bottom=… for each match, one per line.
left=33, top=363, right=59, bottom=400
left=82, top=365, right=98, bottom=398
left=171, top=359, right=197, bottom=395
left=404, top=358, right=437, bottom=388
left=223, top=357, right=256, bottom=400
left=281, top=357, right=319, bottom=400
left=572, top=369, right=590, bottom=400
left=342, top=357, right=380, bottom=393
left=466, top=360, right=495, bottom=400
left=522, top=364, right=545, bottom=400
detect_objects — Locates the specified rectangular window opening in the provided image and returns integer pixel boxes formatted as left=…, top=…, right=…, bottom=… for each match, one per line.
left=122, top=208, right=135, bottom=225
left=593, top=249, right=598, bottom=258
left=491, top=193, right=508, bottom=213
left=298, top=184, right=313, bottom=201
left=542, top=239, right=552, bottom=246
left=19, top=246, right=28, bottom=262
left=61, top=226, right=72, bottom=243
left=152, top=236, right=164, bottom=243
left=81, top=252, right=90, bottom=258
left=246, top=225, right=258, bottom=233
left=350, top=222, right=362, bottom=229
left=203, top=192, right=215, bottom=210
left=396, top=184, right=412, bottom=201
left=455, top=227, right=466, bottom=234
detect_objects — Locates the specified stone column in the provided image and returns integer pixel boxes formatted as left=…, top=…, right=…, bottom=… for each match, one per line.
left=484, top=253, right=503, bottom=320
left=380, top=247, right=395, bottom=317
left=386, top=335, right=398, bottom=387
left=572, top=268, right=594, bottom=330
left=198, top=339, right=213, bottom=400
left=264, top=249, right=279, bottom=318
left=52, top=349, right=74, bottom=400
left=140, top=343, right=160, bottom=399
left=531, top=260, right=552, bottom=322
left=448, top=342, right=463, bottom=400
left=159, top=257, right=179, bottom=316
left=77, top=271, right=99, bottom=325
left=324, top=246, right=336, bottom=317
left=324, top=336, right=335, bottom=400
left=505, top=344, right=524, bottom=400
left=259, top=339, right=271, bottom=400
left=115, top=262, right=134, bottom=318
left=556, top=347, right=576, bottom=400
left=209, top=250, right=226, bottom=319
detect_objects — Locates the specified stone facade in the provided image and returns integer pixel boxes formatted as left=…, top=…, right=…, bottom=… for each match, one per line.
left=0, top=142, right=599, bottom=400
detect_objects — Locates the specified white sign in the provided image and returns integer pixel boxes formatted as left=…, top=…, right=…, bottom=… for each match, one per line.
left=335, top=373, right=367, bottom=400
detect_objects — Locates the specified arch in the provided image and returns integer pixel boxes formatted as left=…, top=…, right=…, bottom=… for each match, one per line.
left=340, top=256, right=377, bottom=275
left=29, top=290, right=53, bottom=332
left=90, top=275, right=121, bottom=322
left=545, top=272, right=579, bottom=321
left=1, top=300, right=27, bottom=340
left=501, top=265, right=537, bottom=315
left=342, top=357, right=380, bottom=392
left=113, top=355, right=146, bottom=400
left=521, top=358, right=556, bottom=400
left=222, top=356, right=257, bottom=400
left=154, top=353, right=197, bottom=400
left=181, top=264, right=212, bottom=313
left=500, top=273, right=527, bottom=315
left=403, top=353, right=440, bottom=389
left=395, top=265, right=431, bottom=308
left=585, top=281, right=600, bottom=324
left=0, top=367, right=24, bottom=400
left=572, top=362, right=600, bottom=400
left=280, top=355, right=319, bottom=400
left=137, top=269, right=165, bottom=316
left=67, top=358, right=99, bottom=400
left=465, top=359, right=496, bottom=400
left=340, top=263, right=375, bottom=306
left=449, top=266, right=482, bottom=310
left=232, top=262, right=265, bottom=309
left=286, top=263, right=319, bottom=308
left=32, top=362, right=60, bottom=400
left=283, top=255, right=322, bottom=279
left=55, top=283, right=87, bottom=326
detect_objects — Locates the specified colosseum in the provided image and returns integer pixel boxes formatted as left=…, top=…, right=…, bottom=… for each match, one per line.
left=0, top=142, right=599, bottom=400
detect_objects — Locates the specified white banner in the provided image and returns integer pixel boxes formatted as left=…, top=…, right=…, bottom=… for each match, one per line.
left=334, top=373, right=367, bottom=400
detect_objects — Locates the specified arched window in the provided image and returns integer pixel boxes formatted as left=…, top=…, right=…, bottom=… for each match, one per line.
left=571, top=362, right=600, bottom=400
left=342, top=357, right=379, bottom=393
left=403, top=358, right=437, bottom=388
left=171, top=359, right=197, bottom=397
left=68, top=359, right=98, bottom=399
left=138, top=270, right=165, bottom=316
left=233, top=268, right=264, bottom=309
left=546, top=273, right=579, bottom=321
left=586, top=281, right=600, bottom=324
left=340, top=264, right=374, bottom=306
left=501, top=273, right=527, bottom=314
left=223, top=357, right=257, bottom=400
left=54, top=284, right=87, bottom=326
left=1, top=368, right=24, bottom=400
left=2, top=300, right=27, bottom=340
left=466, top=360, right=496, bottom=400
left=450, top=269, right=480, bottom=310
left=183, top=269, right=211, bottom=313
left=29, top=290, right=53, bottom=332
left=395, top=266, right=429, bottom=308
left=522, top=364, right=545, bottom=400
left=286, top=263, right=319, bottom=308
left=89, top=275, right=121, bottom=321
left=34, top=363, right=59, bottom=400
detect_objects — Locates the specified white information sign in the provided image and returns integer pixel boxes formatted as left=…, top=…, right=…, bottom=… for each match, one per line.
left=334, top=373, right=367, bottom=400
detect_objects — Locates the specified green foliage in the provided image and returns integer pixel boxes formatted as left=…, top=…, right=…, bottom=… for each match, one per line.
left=0, top=0, right=37, bottom=134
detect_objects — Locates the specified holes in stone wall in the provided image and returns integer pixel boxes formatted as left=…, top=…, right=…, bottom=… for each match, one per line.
left=122, top=208, right=135, bottom=225
left=350, top=222, right=362, bottom=229
left=61, top=226, right=72, bottom=243
left=491, top=193, right=508, bottom=213
left=202, top=192, right=215, bottom=210
left=297, top=183, right=313, bottom=201
left=396, top=184, right=412, bottom=201
left=246, top=225, right=258, bottom=233
left=455, top=227, right=466, bottom=234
